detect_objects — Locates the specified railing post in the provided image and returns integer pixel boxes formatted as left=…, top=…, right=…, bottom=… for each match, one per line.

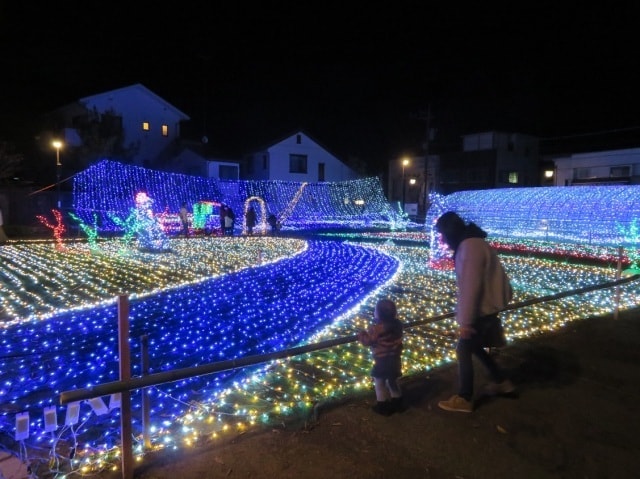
left=118, top=295, right=134, bottom=479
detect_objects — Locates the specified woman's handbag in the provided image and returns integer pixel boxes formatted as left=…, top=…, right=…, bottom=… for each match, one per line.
left=475, top=314, right=506, bottom=348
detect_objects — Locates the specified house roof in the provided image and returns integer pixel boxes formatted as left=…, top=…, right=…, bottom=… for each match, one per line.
left=247, top=128, right=344, bottom=161
left=79, top=83, right=190, bottom=121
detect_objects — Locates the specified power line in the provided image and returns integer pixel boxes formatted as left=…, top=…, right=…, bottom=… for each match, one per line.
left=540, top=126, right=640, bottom=142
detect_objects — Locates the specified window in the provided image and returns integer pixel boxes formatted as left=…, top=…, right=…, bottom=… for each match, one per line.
left=296, top=134, right=302, bottom=144
left=289, top=154, right=307, bottom=174
left=610, top=166, right=631, bottom=177
left=318, top=162, right=325, bottom=181
left=575, top=168, right=591, bottom=179
left=262, top=155, right=268, bottom=170
left=499, top=170, right=519, bottom=184
left=161, top=124, right=168, bottom=137
left=142, top=122, right=150, bottom=131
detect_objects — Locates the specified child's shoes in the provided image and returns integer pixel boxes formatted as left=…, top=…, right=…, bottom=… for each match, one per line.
left=371, top=401, right=394, bottom=416
left=390, top=396, right=406, bottom=413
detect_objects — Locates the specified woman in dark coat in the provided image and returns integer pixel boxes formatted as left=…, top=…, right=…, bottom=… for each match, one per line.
left=245, top=207, right=257, bottom=234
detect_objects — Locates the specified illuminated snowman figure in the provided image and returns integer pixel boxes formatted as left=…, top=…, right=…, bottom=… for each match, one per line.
left=134, top=191, right=169, bottom=252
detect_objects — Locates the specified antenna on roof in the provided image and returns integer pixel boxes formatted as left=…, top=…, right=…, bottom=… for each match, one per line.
left=199, top=54, right=210, bottom=145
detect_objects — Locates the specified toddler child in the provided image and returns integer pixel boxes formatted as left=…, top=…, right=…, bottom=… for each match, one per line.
left=357, top=298, right=405, bottom=416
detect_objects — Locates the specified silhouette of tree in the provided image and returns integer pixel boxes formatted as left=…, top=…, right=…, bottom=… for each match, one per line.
left=0, top=141, right=24, bottom=182
left=68, top=107, right=138, bottom=170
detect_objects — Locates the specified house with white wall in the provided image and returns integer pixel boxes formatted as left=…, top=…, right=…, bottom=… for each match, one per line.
left=52, top=83, right=190, bottom=169
left=78, top=84, right=190, bottom=168
left=551, top=147, right=640, bottom=186
left=50, top=87, right=358, bottom=183
left=242, top=131, right=357, bottom=182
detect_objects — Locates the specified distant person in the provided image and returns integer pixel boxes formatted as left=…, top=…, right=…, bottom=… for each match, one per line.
left=179, top=203, right=190, bottom=237
left=357, top=298, right=405, bottom=416
left=434, top=211, right=514, bottom=413
left=267, top=213, right=279, bottom=235
left=224, top=208, right=235, bottom=235
left=245, top=206, right=257, bottom=235
left=0, top=207, right=8, bottom=243
left=219, top=205, right=227, bottom=235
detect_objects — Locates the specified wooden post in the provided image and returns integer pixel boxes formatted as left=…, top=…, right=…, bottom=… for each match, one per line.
left=141, top=334, right=151, bottom=449
left=118, top=295, right=134, bottom=479
left=614, top=246, right=623, bottom=320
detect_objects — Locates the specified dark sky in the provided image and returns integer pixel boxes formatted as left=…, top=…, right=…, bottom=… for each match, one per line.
left=2, top=2, right=639, bottom=173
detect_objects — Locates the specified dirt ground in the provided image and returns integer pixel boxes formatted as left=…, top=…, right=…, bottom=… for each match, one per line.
left=95, top=308, right=640, bottom=479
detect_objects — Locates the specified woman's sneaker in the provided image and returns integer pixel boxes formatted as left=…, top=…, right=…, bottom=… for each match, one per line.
left=437, top=394, right=473, bottom=413
left=484, top=379, right=516, bottom=396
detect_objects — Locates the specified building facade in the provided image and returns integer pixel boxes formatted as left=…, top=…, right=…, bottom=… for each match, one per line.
left=550, top=148, right=640, bottom=186
left=52, top=83, right=190, bottom=169
left=388, top=131, right=540, bottom=220
left=437, top=131, right=540, bottom=195
left=242, top=131, right=357, bottom=182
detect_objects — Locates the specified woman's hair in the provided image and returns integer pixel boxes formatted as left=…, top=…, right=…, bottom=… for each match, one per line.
left=375, top=298, right=397, bottom=322
left=435, top=211, right=465, bottom=238
left=435, top=211, right=467, bottom=251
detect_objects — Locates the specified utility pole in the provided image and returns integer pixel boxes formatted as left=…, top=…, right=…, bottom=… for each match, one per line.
left=413, top=105, right=433, bottom=220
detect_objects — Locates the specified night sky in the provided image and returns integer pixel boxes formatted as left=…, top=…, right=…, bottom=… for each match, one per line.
left=2, top=2, right=639, bottom=174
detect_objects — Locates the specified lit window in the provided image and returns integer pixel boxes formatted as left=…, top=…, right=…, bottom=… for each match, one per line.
left=161, top=125, right=168, bottom=137
left=508, top=172, right=518, bottom=184
left=544, top=170, right=554, bottom=178
left=142, top=122, right=150, bottom=131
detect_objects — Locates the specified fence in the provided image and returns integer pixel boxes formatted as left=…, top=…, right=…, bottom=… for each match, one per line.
left=59, top=272, right=640, bottom=479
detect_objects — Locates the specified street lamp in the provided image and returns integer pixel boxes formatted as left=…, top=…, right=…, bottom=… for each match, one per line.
left=401, top=157, right=410, bottom=212
left=52, top=140, right=63, bottom=209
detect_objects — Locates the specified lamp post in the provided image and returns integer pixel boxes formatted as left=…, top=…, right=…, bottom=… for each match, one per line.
left=407, top=177, right=417, bottom=219
left=401, top=158, right=409, bottom=212
left=52, top=140, right=63, bottom=209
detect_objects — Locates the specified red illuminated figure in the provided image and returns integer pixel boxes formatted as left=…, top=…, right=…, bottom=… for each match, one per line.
left=36, top=209, right=67, bottom=250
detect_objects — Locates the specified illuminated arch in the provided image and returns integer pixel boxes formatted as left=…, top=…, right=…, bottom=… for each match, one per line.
left=243, top=196, right=267, bottom=234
